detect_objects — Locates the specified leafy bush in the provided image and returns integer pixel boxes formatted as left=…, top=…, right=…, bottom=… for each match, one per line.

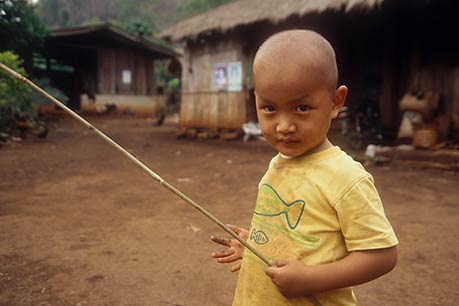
left=168, top=78, right=180, bottom=91
left=0, top=0, right=48, bottom=68
left=123, top=17, right=154, bottom=37
left=0, top=51, right=34, bottom=137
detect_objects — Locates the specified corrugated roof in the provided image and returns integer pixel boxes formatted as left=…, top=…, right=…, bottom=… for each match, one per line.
left=159, top=0, right=383, bottom=41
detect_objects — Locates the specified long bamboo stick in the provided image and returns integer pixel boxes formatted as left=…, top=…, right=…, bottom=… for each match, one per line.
left=0, top=62, right=274, bottom=267
left=0, top=63, right=323, bottom=306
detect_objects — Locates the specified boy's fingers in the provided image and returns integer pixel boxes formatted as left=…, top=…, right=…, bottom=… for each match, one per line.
left=227, top=224, right=248, bottom=235
left=230, top=262, right=242, bottom=272
left=273, top=259, right=288, bottom=267
left=227, top=224, right=241, bottom=233
left=210, top=235, right=231, bottom=246
left=211, top=249, right=235, bottom=258
left=217, top=252, right=241, bottom=263
left=265, top=260, right=289, bottom=278
left=264, top=266, right=277, bottom=279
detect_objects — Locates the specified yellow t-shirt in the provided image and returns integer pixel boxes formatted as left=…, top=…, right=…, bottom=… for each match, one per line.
left=232, top=146, right=398, bottom=306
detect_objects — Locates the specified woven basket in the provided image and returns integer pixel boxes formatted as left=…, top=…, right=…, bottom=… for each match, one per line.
left=413, top=128, right=438, bottom=148
left=399, top=92, right=439, bottom=119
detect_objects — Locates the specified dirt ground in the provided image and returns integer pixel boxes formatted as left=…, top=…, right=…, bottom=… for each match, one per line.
left=1, top=115, right=458, bottom=306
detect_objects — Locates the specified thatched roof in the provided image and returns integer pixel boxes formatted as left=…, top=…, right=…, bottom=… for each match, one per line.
left=159, top=0, right=383, bottom=41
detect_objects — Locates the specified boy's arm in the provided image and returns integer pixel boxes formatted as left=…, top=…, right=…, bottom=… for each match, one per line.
left=265, top=245, right=398, bottom=297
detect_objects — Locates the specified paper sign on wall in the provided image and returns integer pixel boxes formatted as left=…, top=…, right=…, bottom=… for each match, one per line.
left=227, top=62, right=242, bottom=92
left=212, top=62, right=242, bottom=92
left=213, top=64, right=227, bottom=90
left=122, top=70, right=132, bottom=84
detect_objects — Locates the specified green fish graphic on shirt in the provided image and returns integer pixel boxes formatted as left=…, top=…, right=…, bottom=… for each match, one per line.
left=255, top=184, right=305, bottom=230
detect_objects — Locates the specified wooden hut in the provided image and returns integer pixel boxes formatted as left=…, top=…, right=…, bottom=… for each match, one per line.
left=42, top=23, right=179, bottom=116
left=160, top=0, right=459, bottom=140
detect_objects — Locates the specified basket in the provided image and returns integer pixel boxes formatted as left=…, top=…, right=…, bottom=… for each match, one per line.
left=399, top=92, right=439, bottom=119
left=412, top=128, right=438, bottom=149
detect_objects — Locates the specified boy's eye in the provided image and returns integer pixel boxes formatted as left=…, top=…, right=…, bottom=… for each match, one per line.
left=295, top=105, right=311, bottom=112
left=262, top=105, right=276, bottom=113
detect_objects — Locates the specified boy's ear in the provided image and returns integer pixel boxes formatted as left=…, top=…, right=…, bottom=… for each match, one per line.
left=331, top=85, right=348, bottom=119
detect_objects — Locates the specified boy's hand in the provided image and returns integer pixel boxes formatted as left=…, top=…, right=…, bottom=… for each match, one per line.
left=265, top=259, right=317, bottom=297
left=265, top=247, right=398, bottom=297
left=210, top=224, right=248, bottom=272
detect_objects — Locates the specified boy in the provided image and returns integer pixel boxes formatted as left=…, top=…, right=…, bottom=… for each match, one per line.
left=211, top=30, right=398, bottom=306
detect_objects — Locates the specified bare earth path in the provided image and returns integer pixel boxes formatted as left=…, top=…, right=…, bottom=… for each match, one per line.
left=1, top=116, right=458, bottom=306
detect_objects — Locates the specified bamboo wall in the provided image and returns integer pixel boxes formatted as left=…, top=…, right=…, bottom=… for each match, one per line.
left=180, top=91, right=247, bottom=128
left=97, top=48, right=155, bottom=96
left=179, top=37, right=249, bottom=129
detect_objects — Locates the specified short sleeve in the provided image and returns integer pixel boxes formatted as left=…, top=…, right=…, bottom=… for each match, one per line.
left=335, top=175, right=398, bottom=251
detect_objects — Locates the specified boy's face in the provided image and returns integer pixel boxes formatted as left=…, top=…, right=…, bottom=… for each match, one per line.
left=254, top=70, right=346, bottom=157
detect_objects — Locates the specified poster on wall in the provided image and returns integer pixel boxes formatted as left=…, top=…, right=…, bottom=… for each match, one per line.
left=227, top=62, right=242, bottom=92
left=122, top=69, right=132, bottom=84
left=213, top=63, right=228, bottom=90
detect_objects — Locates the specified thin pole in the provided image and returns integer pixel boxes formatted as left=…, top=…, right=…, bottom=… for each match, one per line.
left=0, top=62, right=274, bottom=267
left=1, top=63, right=323, bottom=306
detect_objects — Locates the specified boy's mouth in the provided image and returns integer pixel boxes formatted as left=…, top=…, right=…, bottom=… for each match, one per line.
left=277, top=138, right=299, bottom=146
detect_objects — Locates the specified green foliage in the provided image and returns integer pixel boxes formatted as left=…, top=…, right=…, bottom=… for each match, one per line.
left=123, top=17, right=154, bottom=37
left=35, top=0, right=234, bottom=32
left=36, top=0, right=158, bottom=33
left=81, top=17, right=105, bottom=26
left=181, top=0, right=232, bottom=18
left=35, top=0, right=72, bottom=27
left=0, top=51, right=34, bottom=135
left=168, top=78, right=180, bottom=91
left=30, top=77, right=69, bottom=106
left=0, top=0, right=48, bottom=60
left=0, top=52, right=67, bottom=139
left=154, top=60, right=171, bottom=89
left=35, top=0, right=60, bottom=26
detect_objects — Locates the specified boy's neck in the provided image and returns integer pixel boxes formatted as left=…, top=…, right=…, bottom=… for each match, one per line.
left=307, top=138, right=333, bottom=155
left=280, top=153, right=294, bottom=159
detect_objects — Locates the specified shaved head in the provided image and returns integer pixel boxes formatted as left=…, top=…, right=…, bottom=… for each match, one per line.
left=253, top=30, right=338, bottom=94
left=252, top=30, right=348, bottom=157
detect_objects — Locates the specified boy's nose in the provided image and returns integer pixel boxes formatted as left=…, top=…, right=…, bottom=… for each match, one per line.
left=276, top=117, right=296, bottom=134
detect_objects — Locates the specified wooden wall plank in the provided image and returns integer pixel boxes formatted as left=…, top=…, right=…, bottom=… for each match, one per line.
left=96, top=47, right=156, bottom=96
left=180, top=92, right=246, bottom=129
left=180, top=36, right=250, bottom=129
